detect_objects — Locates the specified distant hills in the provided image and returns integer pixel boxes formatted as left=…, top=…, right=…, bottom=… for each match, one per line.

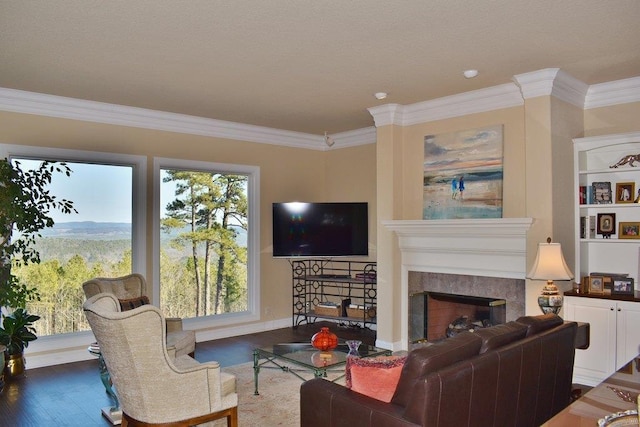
left=39, top=221, right=131, bottom=240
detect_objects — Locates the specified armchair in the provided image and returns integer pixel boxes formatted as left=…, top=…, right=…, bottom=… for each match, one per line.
left=82, top=273, right=196, bottom=358
left=83, top=293, right=238, bottom=427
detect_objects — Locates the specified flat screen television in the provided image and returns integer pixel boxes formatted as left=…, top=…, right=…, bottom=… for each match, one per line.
left=272, top=202, right=368, bottom=257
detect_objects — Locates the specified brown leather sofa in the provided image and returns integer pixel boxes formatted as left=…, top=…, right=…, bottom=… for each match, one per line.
left=300, top=314, right=578, bottom=427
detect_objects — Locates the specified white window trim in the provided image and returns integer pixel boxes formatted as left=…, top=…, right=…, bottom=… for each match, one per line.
left=153, top=157, right=260, bottom=330
left=0, top=143, right=147, bottom=367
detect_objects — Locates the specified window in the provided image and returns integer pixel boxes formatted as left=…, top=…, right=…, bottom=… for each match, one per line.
left=154, top=158, right=260, bottom=322
left=0, top=144, right=146, bottom=337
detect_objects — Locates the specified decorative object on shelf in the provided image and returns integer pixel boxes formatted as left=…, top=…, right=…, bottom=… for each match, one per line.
left=616, top=182, right=636, bottom=203
left=592, top=182, right=613, bottom=204
left=346, top=340, right=362, bottom=357
left=311, top=327, right=338, bottom=351
left=579, top=185, right=587, bottom=204
left=527, top=237, right=574, bottom=314
left=610, top=153, right=640, bottom=168
left=619, top=222, right=640, bottom=239
left=597, top=213, right=616, bottom=238
left=612, top=277, right=635, bottom=295
left=588, top=276, right=605, bottom=294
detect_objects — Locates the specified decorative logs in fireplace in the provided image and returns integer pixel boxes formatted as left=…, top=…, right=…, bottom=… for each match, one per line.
left=446, top=315, right=492, bottom=337
left=410, top=291, right=507, bottom=343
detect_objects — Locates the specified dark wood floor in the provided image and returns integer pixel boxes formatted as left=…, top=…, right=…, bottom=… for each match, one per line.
left=0, top=321, right=375, bottom=426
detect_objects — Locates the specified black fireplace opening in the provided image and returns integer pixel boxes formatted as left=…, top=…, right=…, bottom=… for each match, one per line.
left=410, top=291, right=506, bottom=343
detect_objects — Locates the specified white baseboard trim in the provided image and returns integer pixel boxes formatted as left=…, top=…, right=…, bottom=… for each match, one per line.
left=26, top=317, right=293, bottom=370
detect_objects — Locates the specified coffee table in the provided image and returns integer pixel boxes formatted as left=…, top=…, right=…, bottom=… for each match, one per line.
left=253, top=342, right=391, bottom=395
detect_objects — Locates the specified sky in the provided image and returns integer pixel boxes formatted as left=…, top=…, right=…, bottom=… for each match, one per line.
left=19, top=159, right=133, bottom=223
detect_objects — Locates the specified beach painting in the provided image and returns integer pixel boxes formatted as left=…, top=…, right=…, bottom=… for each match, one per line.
left=423, top=125, right=503, bottom=219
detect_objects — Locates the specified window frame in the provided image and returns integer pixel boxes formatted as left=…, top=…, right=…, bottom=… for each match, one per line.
left=153, top=157, right=260, bottom=329
left=0, top=143, right=147, bottom=355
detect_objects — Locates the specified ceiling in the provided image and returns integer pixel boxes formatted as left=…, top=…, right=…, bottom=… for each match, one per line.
left=1, top=1, right=639, bottom=136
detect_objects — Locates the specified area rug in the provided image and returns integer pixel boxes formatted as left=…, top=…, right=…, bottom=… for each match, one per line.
left=214, top=361, right=345, bottom=426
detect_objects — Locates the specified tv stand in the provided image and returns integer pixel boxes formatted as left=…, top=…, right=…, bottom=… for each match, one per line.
left=291, top=259, right=377, bottom=329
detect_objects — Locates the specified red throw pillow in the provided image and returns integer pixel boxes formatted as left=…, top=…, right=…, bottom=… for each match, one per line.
left=118, top=296, right=150, bottom=311
left=346, top=356, right=407, bottom=403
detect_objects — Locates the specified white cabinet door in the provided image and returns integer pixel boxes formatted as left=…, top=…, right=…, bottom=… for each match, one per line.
left=565, top=296, right=617, bottom=385
left=616, top=300, right=640, bottom=369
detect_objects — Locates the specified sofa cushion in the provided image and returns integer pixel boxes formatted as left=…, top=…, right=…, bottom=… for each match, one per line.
left=391, top=331, right=482, bottom=406
left=345, top=355, right=407, bottom=403
left=118, top=295, right=150, bottom=311
left=516, top=313, right=563, bottom=336
left=473, top=321, right=528, bottom=354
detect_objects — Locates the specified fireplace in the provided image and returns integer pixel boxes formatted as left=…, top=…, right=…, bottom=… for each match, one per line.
left=383, top=218, right=533, bottom=349
left=410, top=291, right=506, bottom=343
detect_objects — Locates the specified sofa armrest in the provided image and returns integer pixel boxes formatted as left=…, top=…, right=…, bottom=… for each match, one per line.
left=300, top=378, right=418, bottom=427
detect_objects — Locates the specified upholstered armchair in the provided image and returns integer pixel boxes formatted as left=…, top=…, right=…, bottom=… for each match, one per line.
left=83, top=293, right=238, bottom=427
left=82, top=273, right=195, bottom=358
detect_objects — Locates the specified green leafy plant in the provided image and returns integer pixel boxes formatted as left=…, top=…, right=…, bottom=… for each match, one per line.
left=0, top=158, right=76, bottom=310
left=0, top=308, right=41, bottom=355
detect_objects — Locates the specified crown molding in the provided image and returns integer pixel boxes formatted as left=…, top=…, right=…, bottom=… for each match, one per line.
left=402, top=83, right=523, bottom=125
left=328, top=126, right=377, bottom=149
left=512, top=68, right=588, bottom=107
left=585, top=76, right=640, bottom=109
left=0, top=87, right=326, bottom=150
left=368, top=84, right=523, bottom=127
left=0, top=70, right=637, bottom=149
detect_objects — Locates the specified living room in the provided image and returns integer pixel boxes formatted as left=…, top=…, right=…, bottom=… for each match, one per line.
left=0, top=2, right=639, bottom=372
left=0, top=0, right=640, bottom=366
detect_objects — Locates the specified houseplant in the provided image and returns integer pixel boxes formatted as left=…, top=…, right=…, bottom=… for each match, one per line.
left=0, top=308, right=40, bottom=376
left=0, top=157, right=75, bottom=380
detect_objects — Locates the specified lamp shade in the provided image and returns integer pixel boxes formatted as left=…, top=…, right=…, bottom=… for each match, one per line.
left=527, top=242, right=574, bottom=281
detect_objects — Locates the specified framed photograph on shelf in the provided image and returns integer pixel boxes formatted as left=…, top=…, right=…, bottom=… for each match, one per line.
left=596, top=213, right=616, bottom=238
left=619, top=222, right=640, bottom=239
left=588, top=276, right=605, bottom=294
left=612, top=277, right=634, bottom=295
left=592, top=182, right=612, bottom=204
left=615, top=182, right=635, bottom=203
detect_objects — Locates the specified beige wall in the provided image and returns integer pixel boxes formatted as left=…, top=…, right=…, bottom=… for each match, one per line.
left=584, top=102, right=640, bottom=137
left=374, top=97, right=640, bottom=347
left=0, top=110, right=377, bottom=328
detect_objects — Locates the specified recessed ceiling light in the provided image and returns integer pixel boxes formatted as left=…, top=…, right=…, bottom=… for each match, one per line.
left=374, top=92, right=388, bottom=100
left=463, top=69, right=479, bottom=79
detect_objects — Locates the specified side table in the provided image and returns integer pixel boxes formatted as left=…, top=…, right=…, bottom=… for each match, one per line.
left=88, top=342, right=122, bottom=425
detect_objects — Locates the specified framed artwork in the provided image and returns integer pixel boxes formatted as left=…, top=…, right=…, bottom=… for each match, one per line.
left=596, top=213, right=616, bottom=238
left=588, top=276, right=604, bottom=294
left=422, top=125, right=503, bottom=220
left=615, top=182, right=635, bottom=203
left=619, top=222, right=640, bottom=239
left=591, top=182, right=612, bottom=204
left=612, top=277, right=635, bottom=295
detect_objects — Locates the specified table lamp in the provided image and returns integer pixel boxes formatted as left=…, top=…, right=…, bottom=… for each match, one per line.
left=527, top=237, right=574, bottom=314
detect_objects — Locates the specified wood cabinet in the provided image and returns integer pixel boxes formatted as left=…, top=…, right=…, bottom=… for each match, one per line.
left=565, top=294, right=640, bottom=386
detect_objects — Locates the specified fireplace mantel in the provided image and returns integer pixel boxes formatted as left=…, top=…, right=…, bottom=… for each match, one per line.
left=382, top=218, right=534, bottom=279
left=382, top=218, right=534, bottom=349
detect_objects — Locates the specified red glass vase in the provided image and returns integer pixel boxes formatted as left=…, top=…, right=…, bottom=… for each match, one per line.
left=311, top=327, right=338, bottom=351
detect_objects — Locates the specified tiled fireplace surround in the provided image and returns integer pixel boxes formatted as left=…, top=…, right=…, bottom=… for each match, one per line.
left=383, top=218, right=533, bottom=348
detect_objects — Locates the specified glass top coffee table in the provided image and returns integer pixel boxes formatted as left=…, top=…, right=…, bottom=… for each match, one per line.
left=253, top=342, right=391, bottom=395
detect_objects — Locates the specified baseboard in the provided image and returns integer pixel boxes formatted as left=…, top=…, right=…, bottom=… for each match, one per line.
left=25, top=316, right=292, bottom=369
